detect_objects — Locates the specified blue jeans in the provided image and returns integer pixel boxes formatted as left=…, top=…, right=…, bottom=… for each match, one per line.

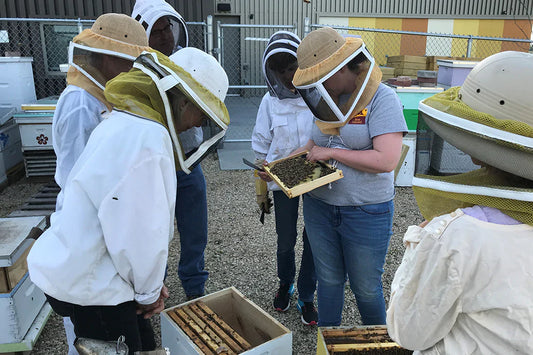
left=175, top=165, right=208, bottom=296
left=273, top=190, right=317, bottom=302
left=303, top=195, right=393, bottom=326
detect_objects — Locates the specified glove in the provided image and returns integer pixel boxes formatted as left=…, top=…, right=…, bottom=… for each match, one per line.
left=255, top=169, right=272, bottom=214
left=254, top=166, right=272, bottom=224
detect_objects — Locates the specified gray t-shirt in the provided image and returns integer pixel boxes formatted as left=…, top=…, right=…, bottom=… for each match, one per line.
left=309, top=83, right=407, bottom=206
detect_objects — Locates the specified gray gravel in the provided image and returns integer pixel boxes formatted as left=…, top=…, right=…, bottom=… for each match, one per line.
left=1, top=153, right=423, bottom=354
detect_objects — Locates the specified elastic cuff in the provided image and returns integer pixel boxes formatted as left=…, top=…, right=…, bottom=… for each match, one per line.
left=134, top=286, right=162, bottom=305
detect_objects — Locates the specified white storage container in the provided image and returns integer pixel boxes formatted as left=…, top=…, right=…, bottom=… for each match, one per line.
left=0, top=274, right=47, bottom=344
left=0, top=107, right=15, bottom=126
left=0, top=119, right=23, bottom=172
left=436, top=60, right=478, bottom=87
left=161, top=287, right=292, bottom=355
left=0, top=57, right=37, bottom=111
left=395, top=134, right=416, bottom=187
left=14, top=113, right=54, bottom=150
left=0, top=216, right=48, bottom=344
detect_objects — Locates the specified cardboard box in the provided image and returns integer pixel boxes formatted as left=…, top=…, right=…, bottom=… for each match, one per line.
left=264, top=152, right=343, bottom=199
left=316, top=326, right=412, bottom=355
left=161, top=287, right=292, bottom=354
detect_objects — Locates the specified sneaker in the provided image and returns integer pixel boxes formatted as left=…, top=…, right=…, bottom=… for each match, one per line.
left=273, top=283, right=295, bottom=312
left=186, top=293, right=204, bottom=301
left=296, top=299, right=318, bottom=325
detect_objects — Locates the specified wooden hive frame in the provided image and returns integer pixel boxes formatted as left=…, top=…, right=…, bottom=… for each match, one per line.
left=264, top=151, right=343, bottom=199
left=317, top=326, right=412, bottom=355
left=166, top=301, right=253, bottom=355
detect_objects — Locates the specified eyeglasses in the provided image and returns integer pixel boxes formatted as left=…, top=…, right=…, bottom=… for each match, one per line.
left=151, top=22, right=173, bottom=38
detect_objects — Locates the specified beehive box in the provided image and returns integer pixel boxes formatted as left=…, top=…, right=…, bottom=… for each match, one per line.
left=316, top=326, right=412, bottom=355
left=436, top=60, right=479, bottom=87
left=380, top=66, right=395, bottom=81
left=426, top=56, right=483, bottom=71
left=0, top=216, right=45, bottom=293
left=0, top=216, right=48, bottom=344
left=264, top=152, right=343, bottom=199
left=161, top=287, right=292, bottom=355
left=387, top=55, right=427, bottom=78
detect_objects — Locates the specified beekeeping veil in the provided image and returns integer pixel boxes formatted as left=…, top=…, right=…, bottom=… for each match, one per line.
left=413, top=51, right=533, bottom=225
left=262, top=31, right=300, bottom=100
left=293, top=27, right=382, bottom=135
left=105, top=49, right=229, bottom=174
left=67, top=13, right=149, bottom=111
left=132, top=0, right=188, bottom=54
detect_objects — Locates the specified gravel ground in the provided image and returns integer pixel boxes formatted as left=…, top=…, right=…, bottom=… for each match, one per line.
left=1, top=153, right=423, bottom=354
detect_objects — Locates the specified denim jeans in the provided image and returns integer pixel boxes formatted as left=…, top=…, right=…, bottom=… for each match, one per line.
left=46, top=295, right=155, bottom=354
left=303, top=195, right=393, bottom=326
left=176, top=165, right=208, bottom=296
left=273, top=190, right=317, bottom=302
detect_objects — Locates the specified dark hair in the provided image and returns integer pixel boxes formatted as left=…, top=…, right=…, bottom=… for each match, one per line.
left=267, top=52, right=297, bottom=72
left=346, top=52, right=370, bottom=74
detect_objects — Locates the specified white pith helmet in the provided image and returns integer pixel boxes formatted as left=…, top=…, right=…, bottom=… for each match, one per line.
left=459, top=51, right=533, bottom=127
left=169, top=47, right=229, bottom=102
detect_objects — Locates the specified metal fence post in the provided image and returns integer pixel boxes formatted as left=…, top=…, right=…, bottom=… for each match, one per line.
left=207, top=15, right=213, bottom=56
left=216, top=21, right=222, bottom=64
left=304, top=17, right=310, bottom=37
left=466, top=35, right=473, bottom=57
left=77, top=18, right=83, bottom=34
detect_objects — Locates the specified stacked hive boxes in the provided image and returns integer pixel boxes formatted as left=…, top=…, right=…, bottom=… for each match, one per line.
left=0, top=108, right=23, bottom=188
left=380, top=66, right=395, bottom=81
left=386, top=55, right=427, bottom=79
left=1, top=216, right=49, bottom=349
left=14, top=100, right=57, bottom=177
left=426, top=56, right=482, bottom=71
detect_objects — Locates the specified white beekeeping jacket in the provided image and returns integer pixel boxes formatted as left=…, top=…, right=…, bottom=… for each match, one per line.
left=29, top=110, right=176, bottom=306
left=52, top=85, right=108, bottom=210
left=387, top=209, right=533, bottom=354
left=251, top=93, right=314, bottom=191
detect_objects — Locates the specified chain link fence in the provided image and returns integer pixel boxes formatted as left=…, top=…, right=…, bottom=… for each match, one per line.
left=309, top=23, right=532, bottom=67
left=0, top=18, right=207, bottom=100
left=216, top=23, right=297, bottom=97
left=1, top=17, right=530, bottom=100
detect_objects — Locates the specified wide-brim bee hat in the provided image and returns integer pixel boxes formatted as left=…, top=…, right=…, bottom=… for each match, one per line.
left=293, top=26, right=382, bottom=135
left=413, top=51, right=533, bottom=225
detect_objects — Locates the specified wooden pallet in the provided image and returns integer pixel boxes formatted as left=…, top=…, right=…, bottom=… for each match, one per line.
left=166, top=301, right=253, bottom=355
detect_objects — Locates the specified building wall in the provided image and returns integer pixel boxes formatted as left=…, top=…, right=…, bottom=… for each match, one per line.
left=0, top=1, right=213, bottom=22
left=319, top=16, right=532, bottom=63
left=312, top=0, right=532, bottom=18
